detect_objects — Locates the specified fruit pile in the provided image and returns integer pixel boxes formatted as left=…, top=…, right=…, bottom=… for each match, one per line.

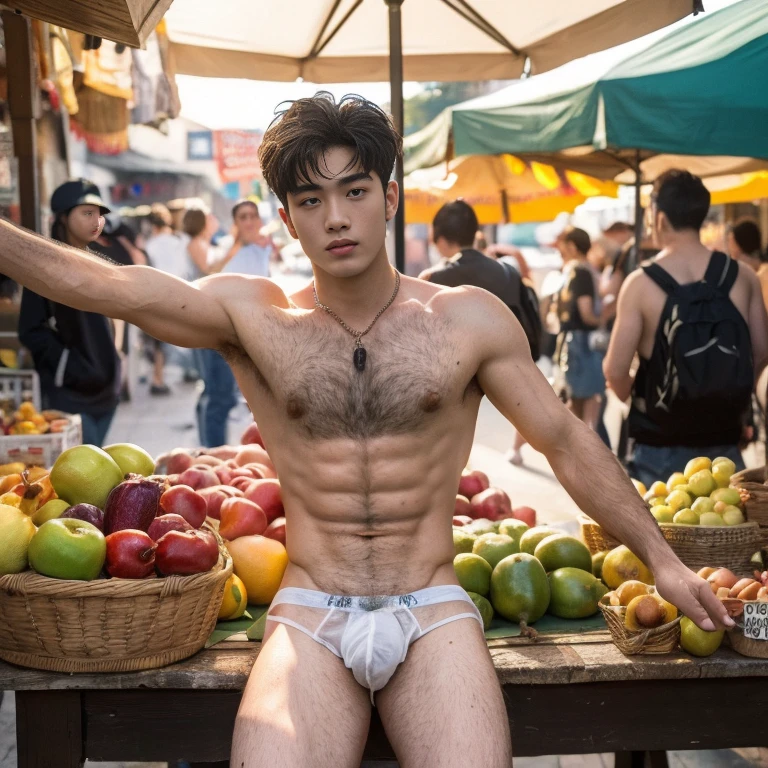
left=453, top=510, right=609, bottom=634
left=0, top=442, right=226, bottom=585
left=150, top=422, right=289, bottom=621
left=700, top=565, right=768, bottom=607
left=1, top=400, right=71, bottom=436
left=634, top=456, right=745, bottom=526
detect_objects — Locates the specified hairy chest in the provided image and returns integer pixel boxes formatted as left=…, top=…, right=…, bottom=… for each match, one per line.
left=237, top=307, right=480, bottom=440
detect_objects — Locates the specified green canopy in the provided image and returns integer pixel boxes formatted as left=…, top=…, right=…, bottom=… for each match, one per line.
left=405, top=0, right=768, bottom=179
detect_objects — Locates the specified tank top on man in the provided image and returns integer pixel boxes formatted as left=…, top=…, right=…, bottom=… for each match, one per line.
left=629, top=251, right=754, bottom=448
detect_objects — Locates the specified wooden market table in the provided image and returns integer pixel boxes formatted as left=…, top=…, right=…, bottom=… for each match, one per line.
left=2, top=629, right=767, bottom=767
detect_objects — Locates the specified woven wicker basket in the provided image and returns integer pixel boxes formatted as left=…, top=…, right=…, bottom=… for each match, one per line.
left=731, top=466, right=768, bottom=545
left=581, top=515, right=759, bottom=574
left=657, top=521, right=760, bottom=575
left=0, top=525, right=232, bottom=673
left=579, top=516, right=621, bottom=554
left=598, top=597, right=681, bottom=655
left=727, top=627, right=768, bottom=659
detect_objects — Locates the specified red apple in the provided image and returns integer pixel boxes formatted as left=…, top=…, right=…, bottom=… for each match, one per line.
left=61, top=503, right=104, bottom=531
left=264, top=516, right=286, bottom=546
left=512, top=506, right=537, bottom=527
left=105, top=530, right=156, bottom=579
left=159, top=485, right=207, bottom=528
left=458, top=469, right=490, bottom=500
left=148, top=513, right=193, bottom=541
left=197, top=484, right=243, bottom=519
left=165, top=450, right=193, bottom=476
left=454, top=494, right=471, bottom=518
left=178, top=466, right=219, bottom=491
left=235, top=445, right=272, bottom=468
left=469, top=487, right=512, bottom=521
left=244, top=479, right=284, bottom=524
left=155, top=529, right=219, bottom=575
left=219, top=497, right=268, bottom=540
left=240, top=422, right=265, bottom=448
left=453, top=515, right=473, bottom=527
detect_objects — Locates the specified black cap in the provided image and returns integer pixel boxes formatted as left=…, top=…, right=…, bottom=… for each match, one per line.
left=50, top=179, right=110, bottom=216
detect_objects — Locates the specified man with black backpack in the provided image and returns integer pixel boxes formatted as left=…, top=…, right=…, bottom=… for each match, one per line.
left=419, top=200, right=542, bottom=360
left=604, top=170, right=768, bottom=487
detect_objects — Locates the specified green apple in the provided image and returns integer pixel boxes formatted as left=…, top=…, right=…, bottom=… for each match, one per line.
left=722, top=506, right=745, bottom=526
left=712, top=463, right=734, bottom=489
left=673, top=508, right=699, bottom=525
left=688, top=469, right=716, bottom=498
left=710, top=487, right=742, bottom=507
left=50, top=445, right=124, bottom=509
left=698, top=512, right=725, bottom=527
left=691, top=496, right=715, bottom=517
left=651, top=505, right=675, bottom=523
left=666, top=489, right=693, bottom=512
left=103, top=443, right=155, bottom=477
left=680, top=616, right=724, bottom=657
left=28, top=518, right=106, bottom=580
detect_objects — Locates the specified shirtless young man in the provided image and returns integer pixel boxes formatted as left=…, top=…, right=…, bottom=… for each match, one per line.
left=0, top=94, right=733, bottom=768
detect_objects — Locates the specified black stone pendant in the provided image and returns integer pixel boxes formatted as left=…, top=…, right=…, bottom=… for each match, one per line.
left=353, top=345, right=367, bottom=372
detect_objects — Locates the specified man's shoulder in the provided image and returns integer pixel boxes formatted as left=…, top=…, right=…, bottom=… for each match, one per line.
left=199, top=273, right=289, bottom=308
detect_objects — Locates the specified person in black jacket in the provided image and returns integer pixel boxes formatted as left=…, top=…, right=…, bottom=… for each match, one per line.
left=18, top=180, right=121, bottom=446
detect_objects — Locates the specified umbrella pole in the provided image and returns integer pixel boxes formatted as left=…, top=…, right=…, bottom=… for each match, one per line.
left=387, top=0, right=406, bottom=273
left=631, top=149, right=643, bottom=272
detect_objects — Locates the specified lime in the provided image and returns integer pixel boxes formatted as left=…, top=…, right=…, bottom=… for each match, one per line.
left=472, top=533, right=518, bottom=569
left=453, top=553, right=492, bottom=596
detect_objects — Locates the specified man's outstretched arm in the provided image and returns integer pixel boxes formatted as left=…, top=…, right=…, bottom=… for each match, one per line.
left=1, top=220, right=241, bottom=350
left=463, top=287, right=733, bottom=631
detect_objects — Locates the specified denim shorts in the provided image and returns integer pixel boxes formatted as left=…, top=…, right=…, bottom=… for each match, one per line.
left=628, top=443, right=745, bottom=489
left=561, top=330, right=605, bottom=400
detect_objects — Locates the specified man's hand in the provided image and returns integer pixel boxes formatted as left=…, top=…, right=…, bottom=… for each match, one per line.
left=653, top=562, right=735, bottom=631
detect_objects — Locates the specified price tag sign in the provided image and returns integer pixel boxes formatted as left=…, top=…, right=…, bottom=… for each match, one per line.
left=743, top=601, right=768, bottom=640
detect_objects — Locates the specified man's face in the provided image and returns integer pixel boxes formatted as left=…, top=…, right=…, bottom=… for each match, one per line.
left=67, top=204, right=104, bottom=245
left=280, top=145, right=398, bottom=278
left=234, top=204, right=261, bottom=241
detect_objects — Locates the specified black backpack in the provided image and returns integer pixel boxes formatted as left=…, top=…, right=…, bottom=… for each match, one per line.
left=635, top=251, right=753, bottom=440
left=500, top=262, right=542, bottom=361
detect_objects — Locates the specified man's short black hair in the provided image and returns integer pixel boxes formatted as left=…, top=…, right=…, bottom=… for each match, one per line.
left=563, top=227, right=591, bottom=256
left=432, top=200, right=478, bottom=248
left=259, top=92, right=402, bottom=211
left=730, top=217, right=762, bottom=258
left=652, top=170, right=710, bottom=232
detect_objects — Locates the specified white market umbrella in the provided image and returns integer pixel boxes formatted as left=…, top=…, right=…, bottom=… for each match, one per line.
left=163, top=0, right=703, bottom=269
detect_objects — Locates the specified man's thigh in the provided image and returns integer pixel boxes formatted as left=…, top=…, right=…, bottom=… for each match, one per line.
left=231, top=622, right=372, bottom=768
left=376, top=617, right=511, bottom=768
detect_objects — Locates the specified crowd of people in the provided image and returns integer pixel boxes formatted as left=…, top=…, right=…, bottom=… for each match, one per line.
left=4, top=165, right=768, bottom=485
left=419, top=171, right=768, bottom=486
left=11, top=180, right=279, bottom=446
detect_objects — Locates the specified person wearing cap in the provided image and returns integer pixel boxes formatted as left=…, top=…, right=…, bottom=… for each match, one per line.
left=17, top=179, right=122, bottom=447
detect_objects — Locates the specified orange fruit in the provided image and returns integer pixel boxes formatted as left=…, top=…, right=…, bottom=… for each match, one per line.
left=218, top=574, right=248, bottom=620
left=226, top=535, right=288, bottom=605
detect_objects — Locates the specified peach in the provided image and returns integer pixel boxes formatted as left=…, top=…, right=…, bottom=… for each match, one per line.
left=219, top=497, right=268, bottom=540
